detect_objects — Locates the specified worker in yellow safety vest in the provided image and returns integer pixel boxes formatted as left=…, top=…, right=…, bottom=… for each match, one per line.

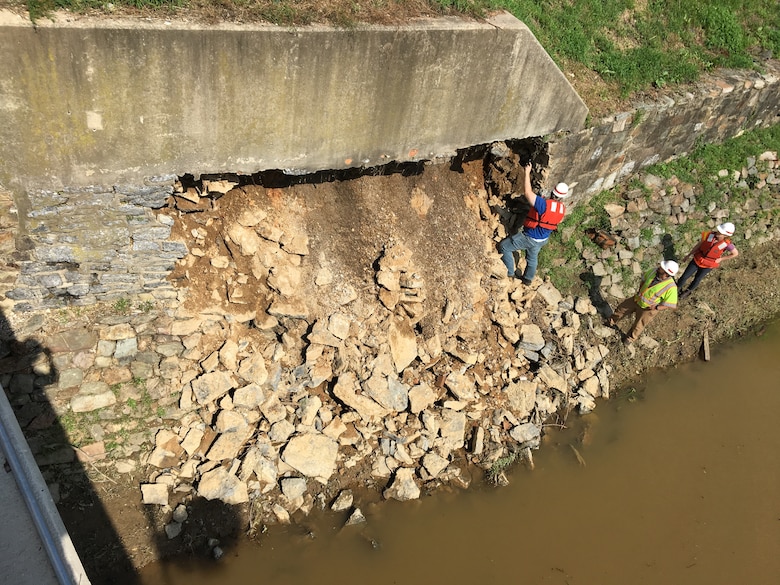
left=607, top=260, right=679, bottom=345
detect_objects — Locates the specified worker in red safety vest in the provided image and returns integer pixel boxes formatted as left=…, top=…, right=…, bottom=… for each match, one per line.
left=608, top=260, right=679, bottom=345
left=498, top=163, right=569, bottom=285
left=678, top=222, right=739, bottom=299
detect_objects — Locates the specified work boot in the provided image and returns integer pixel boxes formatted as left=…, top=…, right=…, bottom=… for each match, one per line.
left=679, top=289, right=692, bottom=300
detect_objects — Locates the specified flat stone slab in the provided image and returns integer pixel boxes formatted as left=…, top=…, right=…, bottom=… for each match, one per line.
left=46, top=328, right=97, bottom=353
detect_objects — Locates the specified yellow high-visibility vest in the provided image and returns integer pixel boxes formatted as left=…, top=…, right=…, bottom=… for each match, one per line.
left=634, top=268, right=678, bottom=309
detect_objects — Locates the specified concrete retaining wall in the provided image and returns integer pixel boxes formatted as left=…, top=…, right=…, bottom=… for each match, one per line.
left=0, top=10, right=586, bottom=191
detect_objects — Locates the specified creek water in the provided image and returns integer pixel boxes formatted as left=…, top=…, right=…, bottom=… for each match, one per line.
left=138, top=318, right=780, bottom=585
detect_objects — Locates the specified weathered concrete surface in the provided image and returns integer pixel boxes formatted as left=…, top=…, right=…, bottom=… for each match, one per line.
left=0, top=10, right=587, bottom=191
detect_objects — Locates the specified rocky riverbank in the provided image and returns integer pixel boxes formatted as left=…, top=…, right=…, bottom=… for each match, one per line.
left=0, top=144, right=778, bottom=582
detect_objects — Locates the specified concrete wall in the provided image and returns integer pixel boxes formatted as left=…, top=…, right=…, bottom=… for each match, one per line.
left=0, top=10, right=587, bottom=191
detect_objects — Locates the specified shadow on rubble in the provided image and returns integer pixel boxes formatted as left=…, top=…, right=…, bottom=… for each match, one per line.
left=0, top=308, right=246, bottom=584
left=580, top=272, right=612, bottom=318
left=0, top=308, right=134, bottom=584
left=130, top=498, right=245, bottom=585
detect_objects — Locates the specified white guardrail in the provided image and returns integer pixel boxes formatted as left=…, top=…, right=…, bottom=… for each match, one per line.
left=0, top=384, right=92, bottom=585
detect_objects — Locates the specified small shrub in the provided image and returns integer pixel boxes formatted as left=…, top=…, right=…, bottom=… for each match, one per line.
left=486, top=450, right=520, bottom=484
left=113, top=297, right=130, bottom=313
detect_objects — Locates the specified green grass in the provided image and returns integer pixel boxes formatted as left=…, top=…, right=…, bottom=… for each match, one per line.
left=138, top=300, right=155, bottom=313
left=500, top=0, right=779, bottom=97
left=539, top=187, right=619, bottom=289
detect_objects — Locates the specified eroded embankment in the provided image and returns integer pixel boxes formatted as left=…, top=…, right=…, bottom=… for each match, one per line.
left=2, top=144, right=778, bottom=581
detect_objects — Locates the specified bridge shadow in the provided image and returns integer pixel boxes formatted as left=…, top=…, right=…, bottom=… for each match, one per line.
left=0, top=304, right=247, bottom=585
left=0, top=306, right=245, bottom=584
left=0, top=307, right=138, bottom=583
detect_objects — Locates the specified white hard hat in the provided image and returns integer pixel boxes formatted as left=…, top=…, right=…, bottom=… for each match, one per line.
left=660, top=260, right=679, bottom=276
left=716, top=222, right=735, bottom=236
left=552, top=183, right=569, bottom=198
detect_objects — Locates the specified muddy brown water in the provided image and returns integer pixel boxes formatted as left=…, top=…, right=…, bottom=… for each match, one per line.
left=138, top=318, right=780, bottom=585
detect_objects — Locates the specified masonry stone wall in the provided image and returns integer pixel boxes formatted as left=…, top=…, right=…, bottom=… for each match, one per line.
left=1, top=178, right=186, bottom=311
left=546, top=61, right=780, bottom=201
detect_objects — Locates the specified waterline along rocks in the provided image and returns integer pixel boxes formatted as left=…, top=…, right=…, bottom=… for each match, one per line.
left=1, top=145, right=778, bottom=541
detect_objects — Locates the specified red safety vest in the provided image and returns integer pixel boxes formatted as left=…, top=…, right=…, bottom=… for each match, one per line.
left=693, top=231, right=730, bottom=269
left=523, top=200, right=566, bottom=231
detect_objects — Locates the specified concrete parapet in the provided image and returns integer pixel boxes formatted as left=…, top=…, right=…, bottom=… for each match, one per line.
left=0, top=10, right=587, bottom=191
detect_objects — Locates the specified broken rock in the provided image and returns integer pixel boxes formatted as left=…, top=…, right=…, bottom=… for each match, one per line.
left=191, top=371, right=235, bottom=406
left=197, top=467, right=249, bottom=505
left=281, top=433, right=339, bottom=482
left=388, top=316, right=418, bottom=373
left=383, top=468, right=420, bottom=501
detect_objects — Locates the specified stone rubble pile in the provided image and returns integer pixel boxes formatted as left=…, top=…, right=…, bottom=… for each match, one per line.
left=129, top=271, right=613, bottom=527
left=120, top=181, right=617, bottom=530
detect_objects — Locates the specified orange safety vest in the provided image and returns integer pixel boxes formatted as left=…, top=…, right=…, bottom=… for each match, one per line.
left=693, top=231, right=730, bottom=269
left=523, top=199, right=566, bottom=231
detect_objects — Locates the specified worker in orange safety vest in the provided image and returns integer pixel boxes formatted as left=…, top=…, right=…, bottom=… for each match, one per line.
left=497, top=163, right=569, bottom=285
left=678, top=222, right=739, bottom=299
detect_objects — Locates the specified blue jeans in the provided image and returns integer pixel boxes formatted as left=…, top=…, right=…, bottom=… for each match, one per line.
left=497, top=231, right=548, bottom=281
left=678, top=261, right=712, bottom=292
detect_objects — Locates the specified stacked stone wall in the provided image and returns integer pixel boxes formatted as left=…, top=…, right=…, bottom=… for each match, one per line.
left=546, top=61, right=780, bottom=201
left=1, top=177, right=186, bottom=311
